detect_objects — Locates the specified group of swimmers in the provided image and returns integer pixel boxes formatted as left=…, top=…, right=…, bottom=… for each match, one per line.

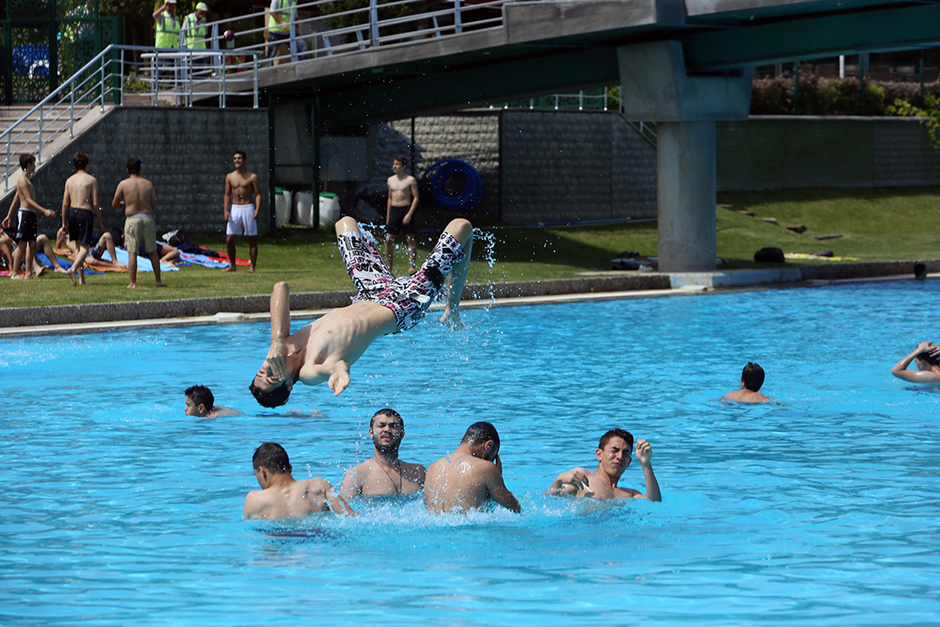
left=242, top=409, right=661, bottom=520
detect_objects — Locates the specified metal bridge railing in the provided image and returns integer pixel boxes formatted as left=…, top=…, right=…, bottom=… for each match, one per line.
left=199, top=0, right=507, bottom=68
left=1, top=45, right=261, bottom=193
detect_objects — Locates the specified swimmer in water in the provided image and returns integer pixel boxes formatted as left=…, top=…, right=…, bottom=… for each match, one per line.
left=338, top=408, right=426, bottom=499
left=546, top=429, right=662, bottom=501
left=890, top=341, right=940, bottom=385
left=424, top=421, right=520, bottom=514
left=722, top=362, right=772, bottom=403
left=243, top=443, right=355, bottom=520
left=249, top=216, right=473, bottom=407
left=183, top=385, right=243, bottom=419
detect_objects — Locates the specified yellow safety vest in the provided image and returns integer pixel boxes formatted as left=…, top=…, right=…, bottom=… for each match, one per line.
left=267, top=0, right=295, bottom=33
left=155, top=12, right=181, bottom=48
left=182, top=13, right=207, bottom=49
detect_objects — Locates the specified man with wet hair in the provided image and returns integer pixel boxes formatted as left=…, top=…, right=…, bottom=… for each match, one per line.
left=723, top=362, right=771, bottom=403
left=338, top=408, right=426, bottom=499
left=249, top=215, right=472, bottom=407
left=547, top=428, right=662, bottom=501
left=891, top=341, right=940, bottom=384
left=244, top=442, right=355, bottom=520
left=223, top=150, right=261, bottom=273
left=61, top=152, right=103, bottom=286
left=1, top=153, right=57, bottom=279
left=112, top=158, right=166, bottom=289
left=386, top=154, right=418, bottom=274
left=424, top=421, right=521, bottom=513
left=184, top=384, right=242, bottom=418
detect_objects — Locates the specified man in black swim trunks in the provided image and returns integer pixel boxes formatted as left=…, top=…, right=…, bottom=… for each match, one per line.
left=1, top=154, right=57, bottom=279
left=60, top=152, right=103, bottom=286
left=385, top=155, right=419, bottom=275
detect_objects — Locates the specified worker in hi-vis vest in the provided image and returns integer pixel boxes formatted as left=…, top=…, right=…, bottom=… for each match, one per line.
left=266, top=0, right=304, bottom=62
left=153, top=0, right=181, bottom=48
left=182, top=2, right=209, bottom=50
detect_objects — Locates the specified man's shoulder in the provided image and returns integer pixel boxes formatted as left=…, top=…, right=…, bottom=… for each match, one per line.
left=297, top=477, right=330, bottom=494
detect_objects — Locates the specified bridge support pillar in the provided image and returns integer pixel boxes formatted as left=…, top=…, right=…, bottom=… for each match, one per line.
left=617, top=41, right=753, bottom=272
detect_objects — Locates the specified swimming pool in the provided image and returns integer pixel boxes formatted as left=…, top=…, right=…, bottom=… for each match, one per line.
left=2, top=279, right=939, bottom=625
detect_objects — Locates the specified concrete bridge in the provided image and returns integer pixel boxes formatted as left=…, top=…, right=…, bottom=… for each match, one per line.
left=248, top=0, right=940, bottom=271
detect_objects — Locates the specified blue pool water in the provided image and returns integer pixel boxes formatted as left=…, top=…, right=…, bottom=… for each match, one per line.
left=2, top=279, right=940, bottom=625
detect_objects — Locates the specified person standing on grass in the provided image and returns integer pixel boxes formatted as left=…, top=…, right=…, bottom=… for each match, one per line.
left=386, top=155, right=419, bottom=275
left=223, top=150, right=261, bottom=273
left=60, top=152, right=103, bottom=286
left=111, top=158, right=166, bottom=289
left=1, top=154, right=57, bottom=279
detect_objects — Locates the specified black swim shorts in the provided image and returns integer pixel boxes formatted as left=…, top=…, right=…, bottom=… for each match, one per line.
left=386, top=204, right=416, bottom=235
left=15, top=210, right=38, bottom=242
left=68, top=207, right=95, bottom=247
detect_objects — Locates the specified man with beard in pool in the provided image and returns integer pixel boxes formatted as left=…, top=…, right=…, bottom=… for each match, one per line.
left=249, top=216, right=472, bottom=407
left=338, top=408, right=426, bottom=498
left=546, top=429, right=662, bottom=501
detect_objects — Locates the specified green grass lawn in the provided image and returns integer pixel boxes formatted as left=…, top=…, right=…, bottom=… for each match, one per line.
left=3, top=187, right=939, bottom=309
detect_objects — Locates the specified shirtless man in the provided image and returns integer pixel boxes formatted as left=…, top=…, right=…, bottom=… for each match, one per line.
left=424, top=421, right=521, bottom=514
left=223, top=150, right=261, bottom=273
left=546, top=429, right=662, bottom=502
left=722, top=362, right=772, bottom=403
left=243, top=442, right=355, bottom=520
left=184, top=385, right=243, bottom=419
left=338, top=408, right=426, bottom=499
left=60, top=152, right=103, bottom=286
left=890, top=341, right=940, bottom=385
left=249, top=216, right=472, bottom=407
left=111, top=157, right=165, bottom=288
left=386, top=155, right=419, bottom=274
left=1, top=154, right=57, bottom=279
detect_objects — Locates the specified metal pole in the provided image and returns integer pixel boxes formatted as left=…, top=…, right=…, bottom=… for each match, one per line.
left=188, top=52, right=193, bottom=107
left=99, top=53, right=105, bottom=112
left=221, top=53, right=226, bottom=108
left=70, top=82, right=75, bottom=138
left=152, top=50, right=158, bottom=106
left=119, top=48, right=125, bottom=106
left=38, top=107, right=43, bottom=164
left=793, top=61, right=799, bottom=115
left=454, top=0, right=462, bottom=34
left=370, top=0, right=380, bottom=46
left=253, top=55, right=259, bottom=108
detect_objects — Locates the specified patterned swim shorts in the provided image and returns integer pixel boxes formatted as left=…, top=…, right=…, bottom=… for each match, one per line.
left=337, top=228, right=466, bottom=333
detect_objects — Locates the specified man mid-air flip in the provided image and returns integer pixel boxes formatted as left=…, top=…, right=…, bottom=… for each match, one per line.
left=249, top=216, right=473, bottom=407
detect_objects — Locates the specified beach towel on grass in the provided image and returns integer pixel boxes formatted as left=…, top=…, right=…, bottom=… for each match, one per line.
left=113, top=248, right=179, bottom=272
left=37, top=252, right=103, bottom=275
left=180, top=252, right=231, bottom=269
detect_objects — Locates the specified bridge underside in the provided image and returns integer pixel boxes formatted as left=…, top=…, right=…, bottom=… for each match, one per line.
left=251, top=0, right=940, bottom=271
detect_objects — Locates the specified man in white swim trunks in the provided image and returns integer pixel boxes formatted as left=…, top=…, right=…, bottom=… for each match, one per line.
left=223, top=150, right=261, bottom=273
left=111, top=157, right=166, bottom=289
left=249, top=216, right=472, bottom=407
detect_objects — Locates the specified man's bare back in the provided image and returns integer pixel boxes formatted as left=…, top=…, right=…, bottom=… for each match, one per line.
left=424, top=423, right=520, bottom=514
left=114, top=176, right=155, bottom=216
left=722, top=389, right=772, bottom=403
left=63, top=171, right=98, bottom=211
left=244, top=477, right=341, bottom=520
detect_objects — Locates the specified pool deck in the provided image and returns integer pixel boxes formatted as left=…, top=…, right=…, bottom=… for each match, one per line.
left=0, top=259, right=934, bottom=336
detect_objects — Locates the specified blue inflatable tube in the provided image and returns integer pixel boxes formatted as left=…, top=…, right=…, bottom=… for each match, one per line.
left=421, top=159, right=483, bottom=211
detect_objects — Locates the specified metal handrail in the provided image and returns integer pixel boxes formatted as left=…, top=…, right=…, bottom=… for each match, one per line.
left=2, top=45, right=261, bottom=193
left=198, top=0, right=508, bottom=65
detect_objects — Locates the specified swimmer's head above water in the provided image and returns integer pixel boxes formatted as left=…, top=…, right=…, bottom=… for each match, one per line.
left=249, top=361, right=294, bottom=408
left=461, top=421, right=500, bottom=462
left=915, top=343, right=940, bottom=370
left=741, top=362, right=765, bottom=392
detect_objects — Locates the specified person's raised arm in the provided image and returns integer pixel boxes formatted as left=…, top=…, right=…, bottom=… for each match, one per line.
left=153, top=2, right=168, bottom=19
left=266, top=281, right=291, bottom=380
left=544, top=468, right=593, bottom=497
left=891, top=342, right=936, bottom=383
left=486, top=456, right=521, bottom=513
left=634, top=439, right=662, bottom=502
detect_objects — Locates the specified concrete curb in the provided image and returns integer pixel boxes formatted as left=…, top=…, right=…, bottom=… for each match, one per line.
left=0, top=259, right=932, bottom=330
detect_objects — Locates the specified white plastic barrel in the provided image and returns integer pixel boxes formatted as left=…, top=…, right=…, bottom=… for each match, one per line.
left=318, top=193, right=340, bottom=228
left=294, top=191, right=314, bottom=227
left=275, top=189, right=292, bottom=227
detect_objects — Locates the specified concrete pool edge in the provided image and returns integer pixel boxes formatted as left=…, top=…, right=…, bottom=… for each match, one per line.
left=0, top=259, right=934, bottom=336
